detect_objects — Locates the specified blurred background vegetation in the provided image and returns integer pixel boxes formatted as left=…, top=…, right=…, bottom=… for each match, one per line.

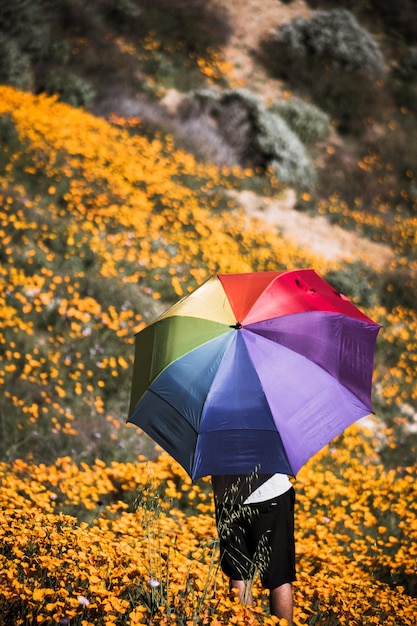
left=0, top=0, right=416, bottom=468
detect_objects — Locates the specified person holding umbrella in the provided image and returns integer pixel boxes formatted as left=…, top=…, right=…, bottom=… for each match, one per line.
left=128, top=270, right=380, bottom=623
left=212, top=472, right=295, bottom=624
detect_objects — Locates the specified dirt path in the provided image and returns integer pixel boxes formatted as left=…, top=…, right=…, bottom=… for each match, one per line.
left=231, top=189, right=394, bottom=269
left=220, top=0, right=311, bottom=101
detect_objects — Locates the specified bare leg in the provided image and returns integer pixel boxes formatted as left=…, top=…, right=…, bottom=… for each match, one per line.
left=269, top=582, right=293, bottom=625
left=230, top=579, right=253, bottom=606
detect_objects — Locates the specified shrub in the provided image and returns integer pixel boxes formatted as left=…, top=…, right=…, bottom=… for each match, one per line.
left=47, top=39, right=72, bottom=65
left=259, top=9, right=387, bottom=132
left=269, top=98, right=331, bottom=145
left=178, top=89, right=315, bottom=189
left=266, top=9, right=385, bottom=79
left=173, top=116, right=238, bottom=166
left=0, top=0, right=50, bottom=59
left=43, top=71, right=96, bottom=107
left=0, top=33, right=32, bottom=89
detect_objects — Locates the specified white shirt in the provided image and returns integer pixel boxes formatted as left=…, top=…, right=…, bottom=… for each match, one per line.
left=244, top=473, right=292, bottom=504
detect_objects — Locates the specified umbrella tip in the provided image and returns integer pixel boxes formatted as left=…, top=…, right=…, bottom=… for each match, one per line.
left=230, top=321, right=242, bottom=329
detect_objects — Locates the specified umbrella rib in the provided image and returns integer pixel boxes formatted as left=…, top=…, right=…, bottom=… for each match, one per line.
left=144, top=388, right=200, bottom=436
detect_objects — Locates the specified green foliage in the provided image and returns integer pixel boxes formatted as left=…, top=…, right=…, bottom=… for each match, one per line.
left=269, top=98, right=331, bottom=145
left=379, top=270, right=417, bottom=312
left=43, top=71, right=96, bottom=107
left=0, top=0, right=50, bottom=59
left=379, top=430, right=417, bottom=477
left=259, top=9, right=387, bottom=132
left=0, top=114, right=24, bottom=173
left=268, top=9, right=385, bottom=78
left=47, top=39, right=72, bottom=65
left=0, top=33, right=32, bottom=89
left=178, top=88, right=316, bottom=189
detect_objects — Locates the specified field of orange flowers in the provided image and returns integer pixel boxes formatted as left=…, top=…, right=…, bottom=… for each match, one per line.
left=0, top=85, right=416, bottom=623
left=0, top=426, right=416, bottom=625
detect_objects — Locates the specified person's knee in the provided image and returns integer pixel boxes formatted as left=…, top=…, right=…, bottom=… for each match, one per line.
left=230, top=579, right=253, bottom=606
left=269, top=582, right=293, bottom=623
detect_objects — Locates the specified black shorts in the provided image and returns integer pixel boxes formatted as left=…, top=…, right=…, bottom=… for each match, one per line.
left=215, top=487, right=296, bottom=589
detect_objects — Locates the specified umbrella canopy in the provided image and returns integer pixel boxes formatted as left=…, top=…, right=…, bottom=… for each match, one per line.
left=128, top=269, right=381, bottom=479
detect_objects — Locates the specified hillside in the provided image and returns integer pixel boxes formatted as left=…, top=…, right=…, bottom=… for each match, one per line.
left=0, top=3, right=417, bottom=625
left=0, top=0, right=416, bottom=467
left=91, top=0, right=415, bottom=276
left=209, top=0, right=395, bottom=266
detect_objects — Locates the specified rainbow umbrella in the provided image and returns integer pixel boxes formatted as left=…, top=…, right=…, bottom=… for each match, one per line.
left=127, top=269, right=380, bottom=478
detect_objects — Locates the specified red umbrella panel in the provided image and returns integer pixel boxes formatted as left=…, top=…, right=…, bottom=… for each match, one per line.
left=128, top=269, right=381, bottom=479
